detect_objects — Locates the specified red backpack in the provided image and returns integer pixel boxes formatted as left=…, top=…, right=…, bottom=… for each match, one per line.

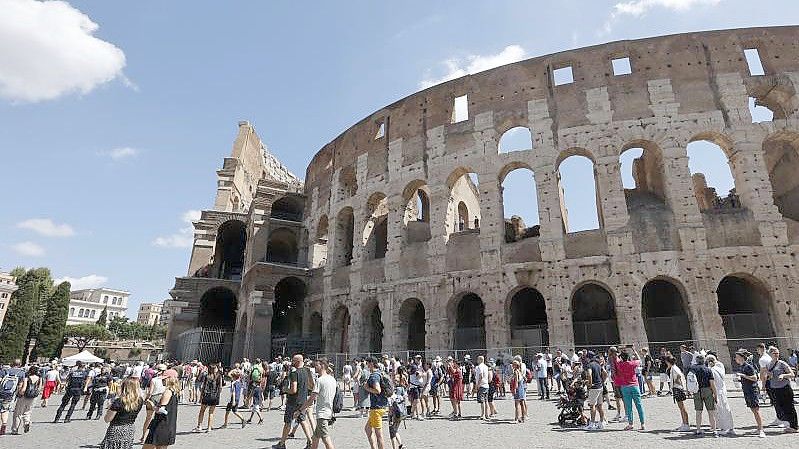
left=525, top=368, right=534, bottom=383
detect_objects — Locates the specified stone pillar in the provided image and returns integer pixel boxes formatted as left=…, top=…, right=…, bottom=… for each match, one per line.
left=613, top=276, right=648, bottom=346
left=533, top=163, right=566, bottom=261
left=546, top=286, right=574, bottom=351
left=384, top=194, right=404, bottom=282
left=427, top=184, right=451, bottom=273
left=595, top=154, right=630, bottom=232
left=477, top=169, right=503, bottom=271
left=661, top=145, right=708, bottom=251
left=250, top=290, right=273, bottom=360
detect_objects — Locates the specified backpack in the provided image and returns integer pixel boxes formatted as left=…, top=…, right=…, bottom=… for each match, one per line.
left=24, top=378, right=40, bottom=399
left=525, top=368, right=534, bottom=384
left=332, top=386, right=344, bottom=414
left=0, top=373, right=19, bottom=401
left=686, top=370, right=699, bottom=394
left=251, top=366, right=262, bottom=383
left=379, top=373, right=394, bottom=398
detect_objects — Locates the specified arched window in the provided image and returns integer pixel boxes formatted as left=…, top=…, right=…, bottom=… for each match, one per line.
left=447, top=169, right=480, bottom=235
left=272, top=277, right=306, bottom=337
left=363, top=193, right=388, bottom=260
left=213, top=220, right=246, bottom=280
left=265, top=227, right=299, bottom=265
left=270, top=196, right=303, bottom=221
left=334, top=208, right=354, bottom=267
left=311, top=215, right=329, bottom=268
left=402, top=181, right=431, bottom=244
left=338, top=165, right=358, bottom=200
left=687, top=139, right=738, bottom=211
left=763, top=132, right=799, bottom=226
left=451, top=293, right=486, bottom=350
left=198, top=287, right=237, bottom=329
left=398, top=298, right=426, bottom=352
left=557, top=154, right=601, bottom=232
left=360, top=301, right=383, bottom=353
left=509, top=287, right=548, bottom=348
left=498, top=127, right=533, bottom=153
left=501, top=166, right=540, bottom=242
left=641, top=279, right=692, bottom=349
left=571, top=283, right=619, bottom=347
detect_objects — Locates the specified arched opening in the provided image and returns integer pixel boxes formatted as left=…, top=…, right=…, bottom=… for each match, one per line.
left=451, top=293, right=486, bottom=350
left=717, top=275, right=775, bottom=343
left=498, top=126, right=533, bottom=153
left=271, top=277, right=306, bottom=357
left=641, top=279, right=693, bottom=348
left=763, top=133, right=799, bottom=235
left=501, top=166, right=540, bottom=242
left=329, top=305, right=350, bottom=353
left=265, top=227, right=298, bottom=265
left=446, top=169, right=480, bottom=235
left=338, top=165, right=358, bottom=200
left=270, top=196, right=304, bottom=221
left=687, top=138, right=739, bottom=211
left=198, top=287, right=237, bottom=329
left=361, top=301, right=383, bottom=354
left=509, top=287, right=548, bottom=348
left=334, top=207, right=354, bottom=267
left=398, top=298, right=426, bottom=352
left=557, top=154, right=601, bottom=232
left=362, top=193, right=388, bottom=260
left=402, top=181, right=432, bottom=243
left=196, top=287, right=237, bottom=365
left=213, top=220, right=246, bottom=280
left=571, top=283, right=620, bottom=347
left=311, top=215, right=329, bottom=268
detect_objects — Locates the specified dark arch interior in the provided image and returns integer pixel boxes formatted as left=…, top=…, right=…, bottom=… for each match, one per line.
left=266, top=228, right=299, bottom=264
left=510, top=287, right=549, bottom=348
left=399, top=299, right=426, bottom=352
left=417, top=190, right=430, bottom=222
left=309, top=312, right=322, bottom=336
left=272, top=277, right=306, bottom=336
left=270, top=196, right=304, bottom=221
left=198, top=287, right=237, bottom=329
left=717, top=275, right=775, bottom=340
left=362, top=303, right=383, bottom=354
left=454, top=293, right=486, bottom=350
left=572, top=284, right=620, bottom=346
left=365, top=217, right=388, bottom=259
left=642, top=279, right=693, bottom=345
left=215, top=220, right=246, bottom=280
left=336, top=209, right=354, bottom=267
left=330, top=307, right=350, bottom=353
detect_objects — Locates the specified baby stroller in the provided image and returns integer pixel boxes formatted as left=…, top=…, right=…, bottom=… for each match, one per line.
left=556, top=380, right=588, bottom=427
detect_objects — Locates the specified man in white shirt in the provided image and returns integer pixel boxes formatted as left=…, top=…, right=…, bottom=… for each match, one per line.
left=474, top=356, right=490, bottom=420
left=131, top=362, right=144, bottom=379
left=299, top=358, right=337, bottom=449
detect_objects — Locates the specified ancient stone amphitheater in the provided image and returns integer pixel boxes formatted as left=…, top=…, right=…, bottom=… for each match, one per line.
left=166, top=26, right=799, bottom=365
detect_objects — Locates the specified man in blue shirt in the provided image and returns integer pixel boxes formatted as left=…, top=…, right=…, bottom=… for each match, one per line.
left=0, top=359, right=27, bottom=435
left=363, top=357, right=387, bottom=449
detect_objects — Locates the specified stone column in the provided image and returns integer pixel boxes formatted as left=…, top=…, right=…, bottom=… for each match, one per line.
left=533, top=163, right=566, bottom=261
left=661, top=145, right=708, bottom=251
left=546, top=285, right=574, bottom=351
left=613, top=275, right=648, bottom=346
left=384, top=194, right=404, bottom=282
left=477, top=169, right=504, bottom=271
left=427, top=184, right=451, bottom=274
left=595, top=154, right=630, bottom=231
left=249, top=290, right=273, bottom=360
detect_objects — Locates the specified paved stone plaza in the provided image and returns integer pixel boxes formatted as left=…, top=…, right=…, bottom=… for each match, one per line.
left=7, top=386, right=797, bottom=448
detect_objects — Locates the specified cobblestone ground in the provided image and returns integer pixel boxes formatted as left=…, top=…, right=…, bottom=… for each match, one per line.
left=5, top=386, right=797, bottom=449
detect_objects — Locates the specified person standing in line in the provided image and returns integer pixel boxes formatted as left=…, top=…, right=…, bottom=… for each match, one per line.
left=11, top=366, right=41, bottom=434
left=612, top=345, right=645, bottom=431
left=474, top=356, right=490, bottom=421
left=342, top=361, right=353, bottom=396
left=584, top=352, right=607, bottom=431
left=41, top=362, right=61, bottom=407
left=273, top=354, right=314, bottom=449
left=486, top=359, right=499, bottom=418
left=140, top=365, right=167, bottom=443
left=297, top=358, right=337, bottom=449
left=143, top=377, right=179, bottom=449
left=99, top=378, right=144, bottom=449
left=421, top=361, right=432, bottom=418
left=54, top=361, right=89, bottom=423
left=734, top=349, right=766, bottom=437
left=664, top=355, right=690, bottom=431
left=535, top=353, right=549, bottom=400
left=688, top=354, right=717, bottom=437
left=222, top=370, right=246, bottom=429
left=447, top=359, right=463, bottom=420
left=510, top=360, right=526, bottom=423
left=193, top=363, right=221, bottom=432
left=362, top=357, right=388, bottom=449
left=387, top=369, right=407, bottom=449
left=88, top=366, right=113, bottom=420
left=706, top=354, right=734, bottom=435
left=765, top=346, right=798, bottom=433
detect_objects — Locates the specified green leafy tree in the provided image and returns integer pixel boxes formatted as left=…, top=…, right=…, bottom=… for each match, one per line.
left=108, top=316, right=132, bottom=339
left=23, top=268, right=54, bottom=362
left=96, top=306, right=108, bottom=327
left=0, top=269, right=51, bottom=363
left=63, top=324, right=112, bottom=352
left=32, top=281, right=71, bottom=360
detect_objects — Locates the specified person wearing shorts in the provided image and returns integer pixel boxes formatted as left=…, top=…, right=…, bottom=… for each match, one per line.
left=273, top=355, right=313, bottom=449
left=363, top=357, right=387, bottom=449
left=584, top=352, right=606, bottom=430
left=735, top=349, right=765, bottom=437
left=689, top=355, right=717, bottom=436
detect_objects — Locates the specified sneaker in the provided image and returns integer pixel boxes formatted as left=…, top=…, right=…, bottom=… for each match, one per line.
left=785, top=427, right=798, bottom=433
left=769, top=418, right=784, bottom=427
left=583, top=422, right=595, bottom=431
left=23, top=423, right=30, bottom=433
left=676, top=424, right=691, bottom=432
left=758, top=430, right=766, bottom=438
left=595, top=422, right=605, bottom=430
left=694, top=429, right=704, bottom=436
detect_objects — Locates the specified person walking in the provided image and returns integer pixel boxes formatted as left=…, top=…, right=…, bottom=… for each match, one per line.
left=273, top=354, right=314, bottom=449
left=54, top=361, right=90, bottom=423
left=474, top=356, right=490, bottom=420
left=87, top=366, right=113, bottom=420
left=612, top=345, right=645, bottom=431
left=10, top=366, right=40, bottom=435
left=140, top=364, right=168, bottom=443
left=298, top=358, right=337, bottom=449
left=706, top=354, right=734, bottom=435
left=99, top=378, right=144, bottom=449
left=222, top=370, right=246, bottom=429
left=363, top=357, right=388, bottom=449
left=734, top=349, right=765, bottom=437
left=194, top=363, right=222, bottom=432
left=688, top=354, right=717, bottom=437
left=765, top=346, right=798, bottom=433
left=664, top=355, right=690, bottom=431
left=41, top=363, right=61, bottom=408
left=143, top=377, right=179, bottom=449
left=387, top=369, right=407, bottom=449
left=510, top=360, right=526, bottom=423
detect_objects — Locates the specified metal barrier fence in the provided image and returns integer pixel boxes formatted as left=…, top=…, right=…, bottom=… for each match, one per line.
left=175, top=327, right=233, bottom=365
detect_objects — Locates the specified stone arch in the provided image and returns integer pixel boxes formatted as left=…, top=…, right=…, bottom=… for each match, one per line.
left=557, top=151, right=602, bottom=232
left=763, top=131, right=799, bottom=236
left=716, top=273, right=776, bottom=342
left=329, top=304, right=350, bottom=353
left=619, top=140, right=668, bottom=202
left=333, top=207, right=354, bottom=267
left=641, top=277, right=693, bottom=348
left=198, top=286, right=238, bottom=329
left=270, top=195, right=304, bottom=221
left=507, top=287, right=549, bottom=348
left=213, top=220, right=246, bottom=280
left=500, top=163, right=540, bottom=242
left=687, top=132, right=740, bottom=211
left=402, top=180, right=432, bottom=244
left=362, top=192, right=389, bottom=260
left=272, top=276, right=306, bottom=338
left=311, top=215, right=329, bottom=268
left=360, top=299, right=383, bottom=354
left=498, top=126, right=533, bottom=153
left=398, top=298, right=426, bottom=352
left=265, top=227, right=299, bottom=264
left=338, top=165, right=358, bottom=200
left=571, top=282, right=620, bottom=347
left=446, top=168, right=481, bottom=235
left=448, top=292, right=486, bottom=350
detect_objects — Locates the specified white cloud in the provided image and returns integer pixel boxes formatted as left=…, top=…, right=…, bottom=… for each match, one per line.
left=12, top=241, right=45, bottom=257
left=99, top=147, right=139, bottom=161
left=420, top=45, right=527, bottom=89
left=602, top=0, right=722, bottom=34
left=0, top=0, right=127, bottom=103
left=17, top=218, right=75, bottom=237
left=152, top=210, right=201, bottom=249
left=55, top=274, right=108, bottom=290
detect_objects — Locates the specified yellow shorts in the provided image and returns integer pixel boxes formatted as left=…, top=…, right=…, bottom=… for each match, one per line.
left=367, top=408, right=385, bottom=429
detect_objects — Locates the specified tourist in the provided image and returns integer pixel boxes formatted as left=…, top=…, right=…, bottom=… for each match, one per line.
left=734, top=349, right=765, bottom=437
left=535, top=353, right=549, bottom=400
left=510, top=359, right=526, bottom=423
left=41, top=362, right=61, bottom=407
left=420, top=361, right=432, bottom=417
left=664, top=355, right=690, bottom=431
left=99, top=378, right=144, bottom=449
left=143, top=376, right=179, bottom=449
left=191, top=362, right=204, bottom=405
left=273, top=354, right=314, bottom=449
left=264, top=362, right=279, bottom=412
left=408, top=363, right=423, bottom=420
left=54, top=361, right=89, bottom=423
left=10, top=365, right=40, bottom=435
left=247, top=365, right=265, bottom=425
left=356, top=360, right=370, bottom=417
left=607, top=347, right=626, bottom=422
left=194, top=363, right=222, bottom=432
left=462, top=355, right=474, bottom=399
left=222, top=370, right=246, bottom=429
left=640, top=348, right=656, bottom=397
left=363, top=356, right=388, bottom=449
left=612, top=345, right=645, bottom=431
left=688, top=354, right=717, bottom=437
left=140, top=364, right=167, bottom=443
left=765, top=346, right=798, bottom=432
left=756, top=343, right=773, bottom=407
left=387, top=368, right=407, bottom=449
left=447, top=358, right=463, bottom=419
left=473, top=356, right=489, bottom=420
left=87, top=365, right=112, bottom=420
left=584, top=352, right=606, bottom=430
left=0, top=359, right=26, bottom=435
left=679, top=345, right=693, bottom=372
left=429, top=357, right=444, bottom=415
left=486, top=359, right=499, bottom=418
left=298, top=358, right=337, bottom=449
left=342, top=360, right=353, bottom=396
left=545, top=349, right=554, bottom=392
left=706, top=354, right=734, bottom=435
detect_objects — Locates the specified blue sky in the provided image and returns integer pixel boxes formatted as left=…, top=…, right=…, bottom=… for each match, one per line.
left=0, top=0, right=796, bottom=318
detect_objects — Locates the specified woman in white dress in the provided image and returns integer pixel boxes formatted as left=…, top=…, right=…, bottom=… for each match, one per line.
left=706, top=354, right=734, bottom=435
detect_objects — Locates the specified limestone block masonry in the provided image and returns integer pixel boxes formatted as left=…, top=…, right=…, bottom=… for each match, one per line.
left=167, top=27, right=799, bottom=366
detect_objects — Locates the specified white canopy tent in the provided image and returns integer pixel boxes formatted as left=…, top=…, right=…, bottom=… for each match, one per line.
left=61, top=350, right=104, bottom=366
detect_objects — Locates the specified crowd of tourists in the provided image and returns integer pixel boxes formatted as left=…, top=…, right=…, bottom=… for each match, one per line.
left=0, top=342, right=797, bottom=449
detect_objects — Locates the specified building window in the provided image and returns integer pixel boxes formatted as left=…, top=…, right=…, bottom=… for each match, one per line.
left=90, top=310, right=96, bottom=318
left=70, top=307, right=74, bottom=316
left=104, top=295, right=109, bottom=303
left=78, top=309, right=84, bottom=317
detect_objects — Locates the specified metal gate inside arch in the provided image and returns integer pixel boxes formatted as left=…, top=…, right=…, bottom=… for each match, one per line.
left=175, top=328, right=233, bottom=365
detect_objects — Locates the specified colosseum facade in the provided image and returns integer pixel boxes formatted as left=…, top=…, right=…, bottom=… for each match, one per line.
left=166, top=26, right=799, bottom=365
